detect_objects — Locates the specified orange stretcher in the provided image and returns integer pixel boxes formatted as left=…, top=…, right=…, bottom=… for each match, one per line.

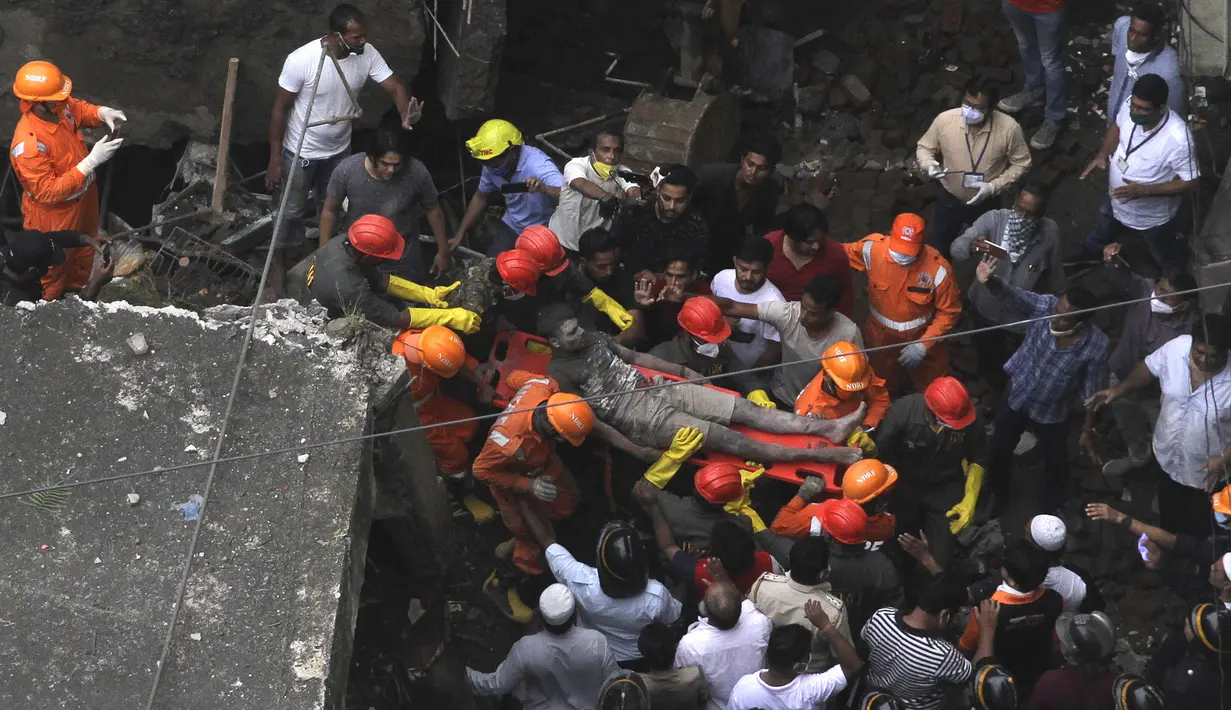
left=485, top=332, right=839, bottom=489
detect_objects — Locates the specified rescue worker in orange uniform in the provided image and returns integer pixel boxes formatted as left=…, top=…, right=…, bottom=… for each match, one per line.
left=391, top=326, right=496, bottom=523
left=844, top=213, right=961, bottom=395
left=9, top=61, right=126, bottom=300
left=770, top=459, right=898, bottom=545
left=771, top=481, right=870, bottom=541
left=473, top=370, right=595, bottom=621
left=794, top=340, right=891, bottom=455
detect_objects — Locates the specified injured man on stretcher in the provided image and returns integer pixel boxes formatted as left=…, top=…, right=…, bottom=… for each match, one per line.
left=537, top=303, right=864, bottom=465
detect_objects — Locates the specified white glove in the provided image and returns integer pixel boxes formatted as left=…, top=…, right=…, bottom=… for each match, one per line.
left=922, top=160, right=944, bottom=179
left=530, top=478, right=558, bottom=503
left=98, top=107, right=127, bottom=133
left=898, top=342, right=927, bottom=369
left=966, top=181, right=995, bottom=206
left=76, top=136, right=123, bottom=176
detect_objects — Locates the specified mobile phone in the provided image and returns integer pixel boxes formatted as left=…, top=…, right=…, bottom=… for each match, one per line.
left=501, top=182, right=530, bottom=194
left=982, top=240, right=1009, bottom=260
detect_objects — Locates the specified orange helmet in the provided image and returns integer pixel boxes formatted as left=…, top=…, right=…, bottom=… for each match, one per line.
left=842, top=459, right=899, bottom=504
left=545, top=393, right=594, bottom=446
left=13, top=61, right=72, bottom=102
left=694, top=463, right=744, bottom=504
left=888, top=213, right=925, bottom=257
left=1213, top=484, right=1231, bottom=516
left=392, top=326, right=467, bottom=378
left=924, top=376, right=976, bottom=429
left=496, top=248, right=542, bottom=295
left=819, top=499, right=869, bottom=545
left=347, top=215, right=405, bottom=260
left=515, top=225, right=568, bottom=276
left=822, top=341, right=872, bottom=392
left=678, top=297, right=730, bottom=344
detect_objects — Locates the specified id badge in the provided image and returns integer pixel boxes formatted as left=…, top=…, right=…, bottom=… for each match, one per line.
left=1116, top=156, right=1129, bottom=172
left=962, top=172, right=984, bottom=189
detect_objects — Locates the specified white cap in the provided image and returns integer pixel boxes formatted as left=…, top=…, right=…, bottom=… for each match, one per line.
left=1030, top=514, right=1067, bottom=552
left=538, top=583, right=575, bottom=625
left=1222, top=552, right=1231, bottom=580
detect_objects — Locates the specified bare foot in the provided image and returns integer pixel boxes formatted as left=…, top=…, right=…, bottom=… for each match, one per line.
left=825, top=402, right=868, bottom=442
left=814, top=446, right=864, bottom=465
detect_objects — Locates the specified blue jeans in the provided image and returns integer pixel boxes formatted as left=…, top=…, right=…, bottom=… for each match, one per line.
left=273, top=148, right=349, bottom=248
left=1082, top=199, right=1185, bottom=275
left=1001, top=0, right=1067, bottom=122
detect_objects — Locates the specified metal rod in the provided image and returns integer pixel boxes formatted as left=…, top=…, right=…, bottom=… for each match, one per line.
left=421, top=0, right=462, bottom=57
left=417, top=233, right=482, bottom=259
left=211, top=57, right=241, bottom=215
left=534, top=110, right=630, bottom=141
left=306, top=113, right=362, bottom=128
left=108, top=209, right=214, bottom=241
left=605, top=77, right=654, bottom=88
left=99, top=164, right=115, bottom=226
left=327, top=52, right=364, bottom=118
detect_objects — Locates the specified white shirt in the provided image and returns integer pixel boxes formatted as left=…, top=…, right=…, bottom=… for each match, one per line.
left=1043, top=566, right=1088, bottom=613
left=546, top=543, right=682, bottom=661
left=674, top=599, right=773, bottom=710
left=548, top=156, right=634, bottom=250
left=727, top=666, right=849, bottom=710
left=278, top=40, right=394, bottom=159
left=1146, top=335, right=1231, bottom=489
left=467, top=625, right=619, bottom=710
left=710, top=270, right=784, bottom=368
left=1109, top=106, right=1198, bottom=229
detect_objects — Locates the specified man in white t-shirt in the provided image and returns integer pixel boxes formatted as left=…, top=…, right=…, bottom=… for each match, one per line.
left=709, top=236, right=784, bottom=369
left=1079, top=73, right=1197, bottom=276
left=548, top=128, right=641, bottom=251
left=265, top=3, right=421, bottom=295
left=728, top=600, right=863, bottom=710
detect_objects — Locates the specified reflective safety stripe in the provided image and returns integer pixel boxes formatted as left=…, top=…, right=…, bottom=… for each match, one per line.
left=489, top=430, right=511, bottom=446
left=809, top=516, right=823, bottom=537
left=869, top=306, right=930, bottom=332
left=61, top=173, right=94, bottom=201
left=861, top=240, right=873, bottom=271
left=306, top=261, right=316, bottom=287
left=934, top=265, right=948, bottom=287
left=412, top=388, right=435, bottom=408
left=11, top=140, right=49, bottom=158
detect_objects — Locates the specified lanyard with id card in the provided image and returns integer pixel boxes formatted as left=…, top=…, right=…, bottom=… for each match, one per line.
left=1117, top=111, right=1169, bottom=173
left=963, top=114, right=993, bottom=188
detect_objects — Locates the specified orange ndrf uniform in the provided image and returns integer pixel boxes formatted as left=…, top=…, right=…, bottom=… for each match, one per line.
left=472, top=371, right=579, bottom=575
left=771, top=496, right=895, bottom=544
left=408, top=358, right=480, bottom=476
left=11, top=97, right=104, bottom=300
left=793, top=371, right=891, bottom=429
left=844, top=232, right=961, bottom=395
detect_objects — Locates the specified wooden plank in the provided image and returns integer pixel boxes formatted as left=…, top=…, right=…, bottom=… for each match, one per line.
left=211, top=58, right=240, bottom=215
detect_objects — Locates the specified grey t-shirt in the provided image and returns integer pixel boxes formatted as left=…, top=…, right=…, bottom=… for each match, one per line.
left=326, top=154, right=439, bottom=280
left=757, top=301, right=864, bottom=405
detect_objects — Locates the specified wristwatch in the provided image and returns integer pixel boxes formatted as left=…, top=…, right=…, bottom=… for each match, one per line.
left=1117, top=515, right=1133, bottom=529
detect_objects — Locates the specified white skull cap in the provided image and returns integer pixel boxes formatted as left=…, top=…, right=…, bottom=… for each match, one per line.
left=538, top=583, right=575, bottom=625
left=1030, top=514, right=1067, bottom=552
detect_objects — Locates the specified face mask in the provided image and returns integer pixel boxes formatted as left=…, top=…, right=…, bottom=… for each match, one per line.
left=1124, top=49, right=1150, bottom=65
left=888, top=249, right=916, bottom=266
left=1130, top=110, right=1158, bottom=126
left=42, top=101, right=67, bottom=117
left=591, top=159, right=614, bottom=180
left=1150, top=290, right=1177, bottom=314
left=961, top=104, right=985, bottom=125
left=336, top=33, right=365, bottom=56
left=694, top=340, right=720, bottom=358
left=1049, top=322, right=1082, bottom=337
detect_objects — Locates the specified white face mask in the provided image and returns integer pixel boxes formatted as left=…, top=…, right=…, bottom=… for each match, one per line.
left=1149, top=290, right=1176, bottom=314
left=694, top=340, right=720, bottom=358
left=1125, top=48, right=1150, bottom=66
left=961, top=104, right=985, bottom=125
left=888, top=250, right=917, bottom=266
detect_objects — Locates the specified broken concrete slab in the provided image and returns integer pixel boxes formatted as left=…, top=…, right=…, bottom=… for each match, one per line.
left=837, top=74, right=873, bottom=109
left=438, top=0, right=508, bottom=120
left=740, top=26, right=796, bottom=100
left=0, top=298, right=400, bottom=709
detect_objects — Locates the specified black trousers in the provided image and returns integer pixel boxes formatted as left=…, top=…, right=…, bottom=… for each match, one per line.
left=893, top=476, right=966, bottom=569
left=986, top=396, right=1070, bottom=515
left=928, top=188, right=996, bottom=255
left=1158, top=474, right=1213, bottom=539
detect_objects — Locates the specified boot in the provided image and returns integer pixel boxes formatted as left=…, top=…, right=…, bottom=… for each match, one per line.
left=444, top=472, right=496, bottom=524
left=483, top=569, right=532, bottom=623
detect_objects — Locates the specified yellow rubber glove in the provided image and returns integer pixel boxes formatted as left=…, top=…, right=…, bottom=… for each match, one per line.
left=723, top=461, right=767, bottom=532
left=387, top=276, right=460, bottom=308
left=583, top=287, right=634, bottom=331
left=747, top=390, right=777, bottom=409
left=847, top=429, right=878, bottom=457
left=407, top=307, right=481, bottom=334
left=644, top=427, right=705, bottom=488
left=945, top=460, right=984, bottom=534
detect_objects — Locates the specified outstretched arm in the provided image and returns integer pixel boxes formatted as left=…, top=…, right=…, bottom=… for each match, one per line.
left=610, top=341, right=697, bottom=379
left=592, top=419, right=661, bottom=462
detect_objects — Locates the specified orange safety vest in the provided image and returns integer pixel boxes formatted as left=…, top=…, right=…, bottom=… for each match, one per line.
left=844, top=235, right=961, bottom=339
left=472, top=371, right=562, bottom=492
left=10, top=98, right=104, bottom=234
left=793, top=372, right=892, bottom=429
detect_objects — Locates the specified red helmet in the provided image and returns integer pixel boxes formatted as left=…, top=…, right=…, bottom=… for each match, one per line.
left=678, top=297, right=731, bottom=344
left=924, top=376, right=976, bottom=429
left=819, top=499, right=869, bottom=545
left=694, top=463, right=744, bottom=504
left=347, top=215, right=405, bottom=260
left=515, top=225, right=568, bottom=276
left=496, top=248, right=543, bottom=295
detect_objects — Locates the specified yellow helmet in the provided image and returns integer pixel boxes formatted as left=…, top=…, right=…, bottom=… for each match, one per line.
left=466, top=119, right=523, bottom=160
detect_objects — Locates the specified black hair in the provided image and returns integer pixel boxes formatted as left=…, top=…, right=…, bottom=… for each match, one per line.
left=766, top=624, right=812, bottom=669
left=917, top=577, right=968, bottom=614
left=1017, top=179, right=1050, bottom=209
left=782, top=204, right=829, bottom=242
left=735, top=236, right=774, bottom=268
left=1194, top=314, right=1231, bottom=352
left=710, top=520, right=757, bottom=579
left=1132, top=73, right=1170, bottom=108
left=638, top=622, right=684, bottom=671
left=1160, top=268, right=1198, bottom=299
left=366, top=124, right=410, bottom=161
left=803, top=275, right=843, bottom=310
left=788, top=538, right=830, bottom=586
left=1131, top=3, right=1167, bottom=36
left=657, top=164, right=697, bottom=192
left=1002, top=539, right=1050, bottom=591
left=743, top=137, right=782, bottom=167
left=329, top=3, right=365, bottom=32
left=963, top=75, right=1000, bottom=109
left=1063, top=286, right=1098, bottom=323
left=537, top=302, right=578, bottom=340
left=659, top=248, right=699, bottom=273
left=578, top=227, right=619, bottom=260
left=594, top=126, right=625, bottom=150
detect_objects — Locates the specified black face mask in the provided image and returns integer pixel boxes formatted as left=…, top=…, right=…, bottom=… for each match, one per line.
left=335, top=33, right=365, bottom=56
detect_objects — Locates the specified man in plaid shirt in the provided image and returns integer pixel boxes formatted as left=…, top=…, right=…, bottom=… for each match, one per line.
left=974, top=256, right=1108, bottom=516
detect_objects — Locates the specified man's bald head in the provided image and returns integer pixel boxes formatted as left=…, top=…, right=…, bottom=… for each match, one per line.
left=704, top=583, right=742, bottom=630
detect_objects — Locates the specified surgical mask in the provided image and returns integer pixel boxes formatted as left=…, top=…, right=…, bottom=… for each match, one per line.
left=888, top=249, right=916, bottom=266
left=1216, top=511, right=1230, bottom=527
left=694, top=340, right=720, bottom=358
left=1130, top=110, right=1158, bottom=126
left=1049, top=322, right=1083, bottom=337
left=1124, top=49, right=1150, bottom=66
left=592, top=159, right=615, bottom=180
left=961, top=104, right=985, bottom=125
left=1149, top=290, right=1176, bottom=314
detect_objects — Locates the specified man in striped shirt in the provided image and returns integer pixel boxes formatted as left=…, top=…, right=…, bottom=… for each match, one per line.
left=861, top=577, right=999, bottom=710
